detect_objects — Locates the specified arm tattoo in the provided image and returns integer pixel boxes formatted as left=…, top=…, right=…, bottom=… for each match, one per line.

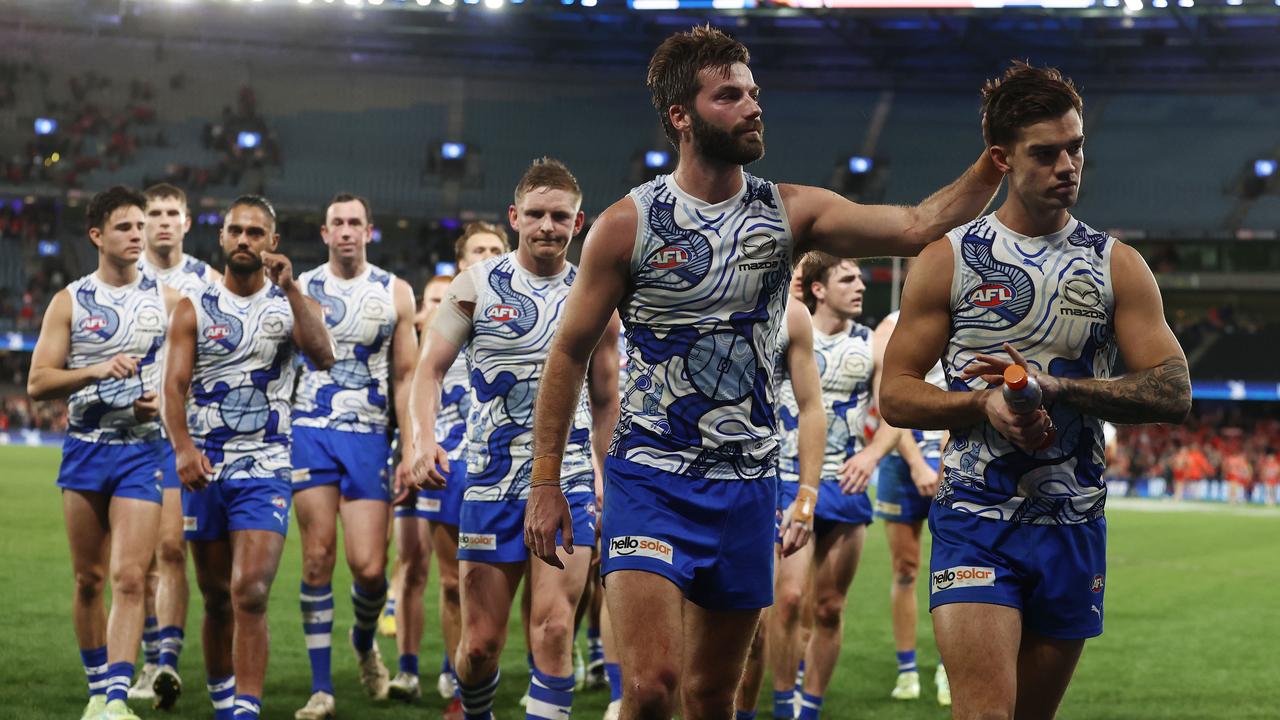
left=1056, top=355, right=1191, bottom=425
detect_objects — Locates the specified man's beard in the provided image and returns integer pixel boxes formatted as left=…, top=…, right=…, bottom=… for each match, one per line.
left=226, top=250, right=263, bottom=274
left=690, top=109, right=765, bottom=166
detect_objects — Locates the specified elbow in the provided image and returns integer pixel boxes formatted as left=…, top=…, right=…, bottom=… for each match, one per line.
left=878, top=382, right=907, bottom=427
left=27, top=379, right=50, bottom=402
left=1169, top=393, right=1193, bottom=425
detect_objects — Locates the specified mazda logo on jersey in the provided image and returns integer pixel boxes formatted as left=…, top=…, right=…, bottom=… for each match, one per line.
left=969, top=283, right=1014, bottom=308
left=741, top=234, right=777, bottom=260
left=80, top=316, right=108, bottom=332
left=486, top=305, right=521, bottom=322
left=205, top=325, right=230, bottom=341
left=649, top=246, right=690, bottom=269
left=1063, top=278, right=1101, bottom=308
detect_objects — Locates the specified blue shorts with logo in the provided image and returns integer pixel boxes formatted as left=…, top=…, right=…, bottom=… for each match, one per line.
left=57, top=437, right=165, bottom=504
left=776, top=477, right=873, bottom=542
left=183, top=468, right=294, bottom=542
left=457, top=490, right=596, bottom=564
left=603, top=456, right=776, bottom=611
left=290, top=427, right=391, bottom=502
left=928, top=504, right=1107, bottom=640
left=874, top=455, right=938, bottom=523
left=396, top=457, right=466, bottom=526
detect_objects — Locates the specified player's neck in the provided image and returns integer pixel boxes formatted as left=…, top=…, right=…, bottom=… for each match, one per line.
left=671, top=152, right=744, bottom=205
left=328, top=256, right=367, bottom=280
left=811, top=306, right=851, bottom=336
left=513, top=245, right=567, bottom=278
left=95, top=256, right=139, bottom=288
left=222, top=268, right=268, bottom=297
left=994, top=202, right=1071, bottom=240
left=144, top=245, right=182, bottom=270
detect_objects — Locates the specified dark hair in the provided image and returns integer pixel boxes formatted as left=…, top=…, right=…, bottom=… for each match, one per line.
left=86, top=185, right=147, bottom=233
left=797, top=251, right=852, bottom=313
left=143, top=182, right=188, bottom=211
left=228, top=194, right=277, bottom=229
left=514, top=157, right=581, bottom=206
left=326, top=192, right=372, bottom=226
left=981, top=60, right=1084, bottom=147
left=647, top=25, right=750, bottom=148
left=453, top=221, right=510, bottom=262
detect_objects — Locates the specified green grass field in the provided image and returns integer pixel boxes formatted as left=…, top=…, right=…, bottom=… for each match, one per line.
left=2, top=445, right=1278, bottom=719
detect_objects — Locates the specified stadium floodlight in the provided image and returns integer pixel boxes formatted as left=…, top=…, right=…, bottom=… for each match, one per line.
left=645, top=150, right=671, bottom=169
left=1151, top=0, right=1166, bottom=6
left=484, top=0, right=504, bottom=8
left=237, top=131, right=262, bottom=149
left=1255, top=160, right=1277, bottom=178
left=416, top=0, right=430, bottom=4
left=34, top=118, right=57, bottom=135
left=1123, top=0, right=1142, bottom=9
left=441, top=142, right=466, bottom=160
left=848, top=156, right=873, bottom=174
left=1103, top=0, right=1119, bottom=6
left=298, top=0, right=313, bottom=4
left=369, top=0, right=384, bottom=5
left=38, top=240, right=60, bottom=257
left=1226, top=0, right=1242, bottom=5
left=343, top=0, right=361, bottom=6
left=1177, top=0, right=1192, bottom=7
left=440, top=0, right=455, bottom=5
left=582, top=0, right=598, bottom=5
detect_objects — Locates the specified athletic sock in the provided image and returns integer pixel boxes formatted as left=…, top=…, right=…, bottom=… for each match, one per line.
left=142, top=615, right=161, bottom=665
left=604, top=662, right=623, bottom=703
left=458, top=670, right=500, bottom=720
left=772, top=689, right=795, bottom=719
left=797, top=691, right=823, bottom=720
left=795, top=659, right=806, bottom=694
left=232, top=693, right=261, bottom=720
left=351, top=579, right=388, bottom=653
left=300, top=582, right=334, bottom=694
left=400, top=653, right=419, bottom=676
left=81, top=646, right=109, bottom=698
left=158, top=626, right=185, bottom=671
left=737, top=712, right=758, bottom=720
left=896, top=649, right=918, bottom=674
left=105, top=662, right=133, bottom=704
left=207, top=675, right=236, bottom=720
left=441, top=652, right=453, bottom=676
left=525, top=666, right=575, bottom=720
left=586, top=627, right=604, bottom=665
left=384, top=595, right=397, bottom=618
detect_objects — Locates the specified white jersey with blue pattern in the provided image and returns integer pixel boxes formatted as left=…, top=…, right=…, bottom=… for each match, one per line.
left=188, top=281, right=297, bottom=480
left=292, top=263, right=397, bottom=435
left=437, top=351, right=470, bottom=462
left=611, top=173, right=794, bottom=480
left=884, top=310, right=947, bottom=462
left=465, top=254, right=593, bottom=501
left=139, top=253, right=213, bottom=299
left=65, top=272, right=168, bottom=444
left=941, top=214, right=1117, bottom=525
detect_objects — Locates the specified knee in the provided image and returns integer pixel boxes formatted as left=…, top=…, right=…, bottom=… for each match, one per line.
left=439, top=572, right=460, bottom=607
left=200, top=585, right=233, bottom=622
left=111, top=565, right=148, bottom=599
left=231, top=576, right=272, bottom=616
left=533, top=615, right=573, bottom=655
left=402, top=557, right=429, bottom=591
left=300, top=546, right=336, bottom=583
left=774, top=585, right=804, bottom=624
left=73, top=567, right=106, bottom=602
left=157, top=538, right=187, bottom=567
left=460, top=629, right=503, bottom=670
left=351, top=563, right=388, bottom=592
left=628, top=666, right=680, bottom=718
left=892, top=556, right=919, bottom=588
left=682, top=673, right=736, bottom=717
left=812, top=596, right=844, bottom=631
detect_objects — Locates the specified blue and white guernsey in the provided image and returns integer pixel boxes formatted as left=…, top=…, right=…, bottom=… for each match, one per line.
left=612, top=173, right=794, bottom=480
left=292, top=264, right=397, bottom=435
left=884, top=310, right=947, bottom=463
left=437, top=352, right=470, bottom=462
left=65, top=272, right=168, bottom=444
left=140, top=253, right=213, bottom=299
left=772, top=308, right=800, bottom=481
left=465, top=254, right=592, bottom=501
left=941, top=214, right=1118, bottom=525
left=188, top=281, right=297, bottom=481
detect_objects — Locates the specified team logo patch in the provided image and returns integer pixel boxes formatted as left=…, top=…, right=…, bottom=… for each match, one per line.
left=419, top=497, right=442, bottom=513
left=485, top=305, right=521, bottom=323
left=1091, top=574, right=1105, bottom=593
left=80, top=315, right=108, bottom=332
left=649, top=246, right=690, bottom=269
left=741, top=234, right=777, bottom=260
left=459, top=532, right=497, bottom=551
left=1059, top=278, right=1107, bottom=321
left=205, top=324, right=230, bottom=341
left=874, top=500, right=902, bottom=516
left=271, top=496, right=288, bottom=510
left=969, top=283, right=1014, bottom=308
left=609, top=535, right=674, bottom=565
left=291, top=468, right=311, bottom=483
left=183, top=516, right=198, bottom=531
left=930, top=565, right=995, bottom=594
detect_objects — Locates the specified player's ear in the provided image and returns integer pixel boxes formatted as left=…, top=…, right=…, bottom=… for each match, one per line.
left=87, top=227, right=103, bottom=250
left=573, top=210, right=585, bottom=237
left=508, top=204, right=519, bottom=231
left=182, top=213, right=192, bottom=234
left=669, top=104, right=690, bottom=138
left=271, top=233, right=280, bottom=251
left=989, top=144, right=1012, bottom=175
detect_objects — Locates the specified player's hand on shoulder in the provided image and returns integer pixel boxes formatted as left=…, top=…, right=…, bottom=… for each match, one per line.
left=261, top=251, right=294, bottom=292
left=176, top=445, right=214, bottom=491
left=94, top=354, right=139, bottom=381
left=133, top=391, right=160, bottom=423
left=838, top=450, right=875, bottom=494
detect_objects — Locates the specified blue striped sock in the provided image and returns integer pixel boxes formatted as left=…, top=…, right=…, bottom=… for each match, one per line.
left=384, top=596, right=397, bottom=618
left=207, top=676, right=236, bottom=720
left=897, top=649, right=917, bottom=674
left=142, top=616, right=161, bottom=665
left=525, top=652, right=534, bottom=673
left=526, top=666, right=575, bottom=720
left=772, top=689, right=794, bottom=719
left=158, top=626, right=185, bottom=670
left=80, top=646, right=109, bottom=698
left=400, top=653, right=419, bottom=676
left=458, top=670, right=500, bottom=720
left=737, top=712, right=758, bottom=720
left=797, top=691, right=823, bottom=720
left=605, top=662, right=622, bottom=703
left=586, top=627, right=603, bottom=665
left=351, top=579, right=388, bottom=653
left=232, top=693, right=261, bottom=720
left=300, top=582, right=334, bottom=694
left=441, top=652, right=453, bottom=675
left=105, top=662, right=133, bottom=704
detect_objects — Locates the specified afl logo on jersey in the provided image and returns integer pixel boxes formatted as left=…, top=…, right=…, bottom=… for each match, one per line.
left=80, top=316, right=108, bottom=332
left=650, top=246, right=690, bottom=269
left=969, top=283, right=1014, bottom=308
left=205, top=325, right=231, bottom=341
left=486, top=305, right=521, bottom=323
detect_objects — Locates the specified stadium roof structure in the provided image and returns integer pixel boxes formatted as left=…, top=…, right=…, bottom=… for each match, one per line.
left=4, top=0, right=1280, bottom=89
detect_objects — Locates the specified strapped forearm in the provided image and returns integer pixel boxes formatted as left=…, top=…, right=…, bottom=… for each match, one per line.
left=1054, top=356, right=1191, bottom=425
